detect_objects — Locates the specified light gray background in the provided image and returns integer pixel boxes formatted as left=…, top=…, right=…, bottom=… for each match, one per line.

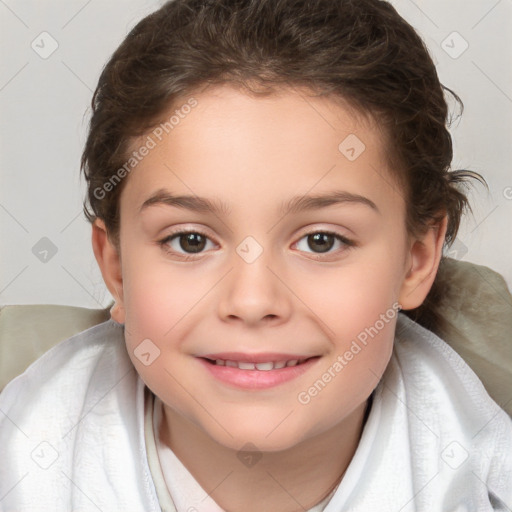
left=1, top=0, right=511, bottom=308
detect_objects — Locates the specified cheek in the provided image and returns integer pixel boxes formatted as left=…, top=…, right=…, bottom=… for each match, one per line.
left=291, top=252, right=402, bottom=410
left=119, top=255, right=204, bottom=400
left=121, top=250, right=206, bottom=347
left=296, top=275, right=397, bottom=435
left=297, top=254, right=403, bottom=342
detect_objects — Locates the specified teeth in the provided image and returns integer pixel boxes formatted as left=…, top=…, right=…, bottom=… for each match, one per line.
left=255, top=362, right=274, bottom=371
left=238, top=362, right=256, bottom=370
left=213, top=358, right=306, bottom=370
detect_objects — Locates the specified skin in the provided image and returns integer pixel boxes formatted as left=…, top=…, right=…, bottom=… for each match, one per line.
left=92, top=84, right=447, bottom=511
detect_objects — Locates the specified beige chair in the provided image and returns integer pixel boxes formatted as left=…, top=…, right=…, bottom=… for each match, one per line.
left=0, top=303, right=111, bottom=391
left=1, top=258, right=511, bottom=416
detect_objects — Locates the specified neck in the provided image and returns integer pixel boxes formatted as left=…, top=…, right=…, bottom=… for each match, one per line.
left=159, top=399, right=369, bottom=512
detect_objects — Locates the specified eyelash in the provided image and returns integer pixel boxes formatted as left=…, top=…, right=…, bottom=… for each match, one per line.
left=158, top=228, right=356, bottom=260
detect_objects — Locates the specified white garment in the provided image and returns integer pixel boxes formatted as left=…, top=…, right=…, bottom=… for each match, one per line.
left=0, top=314, right=511, bottom=511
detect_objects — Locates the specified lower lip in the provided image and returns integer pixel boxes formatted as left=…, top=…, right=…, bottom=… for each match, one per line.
left=198, top=357, right=320, bottom=390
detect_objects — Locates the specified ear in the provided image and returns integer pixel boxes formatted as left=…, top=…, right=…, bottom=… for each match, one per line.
left=398, top=215, right=448, bottom=310
left=91, top=218, right=126, bottom=324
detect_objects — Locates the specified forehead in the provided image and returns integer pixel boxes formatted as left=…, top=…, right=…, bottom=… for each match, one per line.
left=120, top=84, right=404, bottom=221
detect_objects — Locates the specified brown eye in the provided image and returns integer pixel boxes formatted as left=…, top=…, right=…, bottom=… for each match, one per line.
left=294, top=231, right=354, bottom=257
left=177, top=232, right=207, bottom=253
left=306, top=233, right=336, bottom=253
left=160, top=230, right=214, bottom=256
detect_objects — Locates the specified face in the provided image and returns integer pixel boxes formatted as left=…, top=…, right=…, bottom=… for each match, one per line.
left=101, top=84, right=432, bottom=453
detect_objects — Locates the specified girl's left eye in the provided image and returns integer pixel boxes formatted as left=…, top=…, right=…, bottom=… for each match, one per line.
left=158, top=229, right=354, bottom=258
left=293, top=231, right=354, bottom=257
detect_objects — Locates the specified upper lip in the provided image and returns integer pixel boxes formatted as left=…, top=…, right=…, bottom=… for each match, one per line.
left=199, top=352, right=318, bottom=363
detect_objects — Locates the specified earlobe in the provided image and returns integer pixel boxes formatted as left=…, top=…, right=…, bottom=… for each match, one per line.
left=398, top=216, right=448, bottom=310
left=91, top=219, right=126, bottom=324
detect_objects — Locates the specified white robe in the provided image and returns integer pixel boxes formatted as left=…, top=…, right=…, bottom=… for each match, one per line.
left=0, top=314, right=511, bottom=511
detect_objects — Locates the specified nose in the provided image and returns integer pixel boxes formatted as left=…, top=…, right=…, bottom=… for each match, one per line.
left=217, top=243, right=292, bottom=327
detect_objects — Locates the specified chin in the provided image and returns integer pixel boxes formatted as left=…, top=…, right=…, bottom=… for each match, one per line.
left=204, top=417, right=311, bottom=454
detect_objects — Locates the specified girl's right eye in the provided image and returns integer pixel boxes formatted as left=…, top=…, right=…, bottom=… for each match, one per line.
left=158, top=229, right=216, bottom=258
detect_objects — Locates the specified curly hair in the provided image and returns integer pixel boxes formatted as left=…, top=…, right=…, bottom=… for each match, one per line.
left=81, top=0, right=485, bottom=331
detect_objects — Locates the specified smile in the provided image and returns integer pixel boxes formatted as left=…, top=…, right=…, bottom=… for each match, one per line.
left=204, top=358, right=311, bottom=370
left=198, top=354, right=320, bottom=390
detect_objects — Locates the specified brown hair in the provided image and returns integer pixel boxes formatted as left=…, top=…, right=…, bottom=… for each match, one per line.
left=81, top=0, right=485, bottom=331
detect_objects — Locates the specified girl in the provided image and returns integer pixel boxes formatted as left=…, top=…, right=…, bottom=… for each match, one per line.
left=1, top=0, right=510, bottom=510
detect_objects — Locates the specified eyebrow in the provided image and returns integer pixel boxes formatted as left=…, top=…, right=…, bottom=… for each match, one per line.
left=139, top=188, right=379, bottom=215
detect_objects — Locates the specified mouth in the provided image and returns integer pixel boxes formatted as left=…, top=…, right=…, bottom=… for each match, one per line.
left=201, top=356, right=317, bottom=371
left=197, top=353, right=321, bottom=390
